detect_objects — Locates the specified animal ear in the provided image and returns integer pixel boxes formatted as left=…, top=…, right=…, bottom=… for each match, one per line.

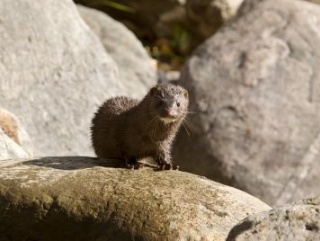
left=183, top=89, right=188, bottom=98
left=150, top=86, right=157, bottom=96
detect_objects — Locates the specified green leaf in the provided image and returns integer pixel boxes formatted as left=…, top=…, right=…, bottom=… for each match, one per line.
left=91, top=0, right=135, bottom=13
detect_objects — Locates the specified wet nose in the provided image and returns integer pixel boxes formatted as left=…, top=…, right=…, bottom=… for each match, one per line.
left=164, top=109, right=174, bottom=117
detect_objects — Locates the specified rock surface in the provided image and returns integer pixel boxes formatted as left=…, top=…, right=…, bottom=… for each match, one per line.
left=227, top=196, right=320, bottom=241
left=308, top=0, right=320, bottom=4
left=76, top=0, right=244, bottom=55
left=0, top=157, right=270, bottom=241
left=0, top=0, right=124, bottom=156
left=0, top=129, right=30, bottom=160
left=175, top=0, right=320, bottom=205
left=77, top=5, right=157, bottom=99
left=0, top=108, right=33, bottom=160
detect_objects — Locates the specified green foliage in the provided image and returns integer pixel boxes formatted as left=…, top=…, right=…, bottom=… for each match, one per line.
left=74, top=0, right=192, bottom=70
left=171, top=24, right=191, bottom=56
left=89, top=0, right=135, bottom=13
left=145, top=24, right=192, bottom=70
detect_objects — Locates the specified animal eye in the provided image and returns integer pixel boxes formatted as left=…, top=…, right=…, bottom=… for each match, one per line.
left=157, top=99, right=164, bottom=107
left=176, top=102, right=180, bottom=107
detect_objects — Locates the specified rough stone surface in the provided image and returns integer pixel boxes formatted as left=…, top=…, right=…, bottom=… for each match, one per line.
left=308, top=0, right=320, bottom=4
left=0, top=0, right=124, bottom=156
left=0, top=129, right=30, bottom=160
left=0, top=108, right=33, bottom=160
left=175, top=0, right=320, bottom=205
left=239, top=0, right=320, bottom=14
left=77, top=5, right=157, bottom=99
left=227, top=196, right=320, bottom=241
left=0, top=157, right=270, bottom=241
left=76, top=0, right=244, bottom=54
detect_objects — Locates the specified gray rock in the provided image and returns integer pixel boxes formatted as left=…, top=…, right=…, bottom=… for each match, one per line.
left=77, top=0, right=244, bottom=56
left=227, top=196, right=320, bottom=241
left=0, top=157, right=270, bottom=241
left=175, top=0, right=320, bottom=205
left=0, top=0, right=124, bottom=156
left=0, top=129, right=30, bottom=160
left=77, top=5, right=157, bottom=99
left=239, top=0, right=320, bottom=14
left=308, top=0, right=320, bottom=4
left=0, top=108, right=33, bottom=160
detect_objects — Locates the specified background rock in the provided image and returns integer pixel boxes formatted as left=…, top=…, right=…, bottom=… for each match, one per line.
left=77, top=5, right=157, bottom=99
left=0, top=129, right=30, bottom=160
left=227, top=196, right=320, bottom=241
left=186, top=0, right=244, bottom=40
left=175, top=0, right=320, bottom=205
left=75, top=0, right=244, bottom=58
left=308, top=0, right=320, bottom=4
left=0, top=108, right=33, bottom=160
left=0, top=157, right=270, bottom=241
left=0, top=0, right=124, bottom=156
left=75, top=0, right=185, bottom=40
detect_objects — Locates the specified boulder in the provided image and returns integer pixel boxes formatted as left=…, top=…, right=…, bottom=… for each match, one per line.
left=175, top=0, right=320, bottom=205
left=308, top=0, right=320, bottom=4
left=0, top=129, right=30, bottom=160
left=239, top=0, right=320, bottom=14
left=77, top=5, right=157, bottom=99
left=227, top=196, right=320, bottom=241
left=76, top=0, right=245, bottom=56
left=0, top=108, right=33, bottom=160
left=0, top=157, right=270, bottom=241
left=0, top=0, right=124, bottom=156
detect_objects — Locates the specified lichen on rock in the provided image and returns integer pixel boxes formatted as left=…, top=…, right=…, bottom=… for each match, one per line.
left=0, top=156, right=270, bottom=241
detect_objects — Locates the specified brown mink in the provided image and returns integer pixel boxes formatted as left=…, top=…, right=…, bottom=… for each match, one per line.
left=91, top=83, right=189, bottom=169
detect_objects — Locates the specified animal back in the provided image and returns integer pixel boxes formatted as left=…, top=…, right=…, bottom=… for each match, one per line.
left=96, top=96, right=139, bottom=119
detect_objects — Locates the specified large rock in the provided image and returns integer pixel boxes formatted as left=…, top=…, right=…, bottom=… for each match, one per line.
left=0, top=129, right=30, bottom=160
left=77, top=5, right=157, bottom=99
left=227, top=196, right=320, bottom=241
left=308, top=0, right=320, bottom=4
left=0, top=0, right=124, bottom=156
left=175, top=0, right=320, bottom=205
left=76, top=0, right=244, bottom=56
left=0, top=157, right=270, bottom=241
left=0, top=108, right=33, bottom=160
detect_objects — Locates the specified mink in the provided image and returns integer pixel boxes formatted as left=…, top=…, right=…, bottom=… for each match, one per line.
left=91, top=83, right=189, bottom=170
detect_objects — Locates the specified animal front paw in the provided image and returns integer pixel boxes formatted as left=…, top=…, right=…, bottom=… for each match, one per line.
left=158, top=163, right=179, bottom=170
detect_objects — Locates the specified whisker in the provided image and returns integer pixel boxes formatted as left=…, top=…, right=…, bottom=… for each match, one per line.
left=183, top=117, right=200, bottom=134
left=181, top=111, right=197, bottom=115
left=153, top=118, right=160, bottom=141
left=186, top=111, right=197, bottom=114
left=149, top=116, right=158, bottom=139
left=182, top=122, right=190, bottom=136
left=148, top=113, right=160, bottom=140
left=156, top=96, right=164, bottom=101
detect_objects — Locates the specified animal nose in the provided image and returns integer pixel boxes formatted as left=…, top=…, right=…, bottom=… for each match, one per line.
left=164, top=109, right=174, bottom=117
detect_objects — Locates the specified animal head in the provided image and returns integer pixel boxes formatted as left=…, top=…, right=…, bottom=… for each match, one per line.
left=148, top=83, right=189, bottom=124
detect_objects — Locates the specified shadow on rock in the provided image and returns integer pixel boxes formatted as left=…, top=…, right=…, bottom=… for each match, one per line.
left=23, top=156, right=125, bottom=170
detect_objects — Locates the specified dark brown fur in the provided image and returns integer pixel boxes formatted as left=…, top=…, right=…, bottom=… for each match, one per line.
left=91, top=83, right=189, bottom=169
